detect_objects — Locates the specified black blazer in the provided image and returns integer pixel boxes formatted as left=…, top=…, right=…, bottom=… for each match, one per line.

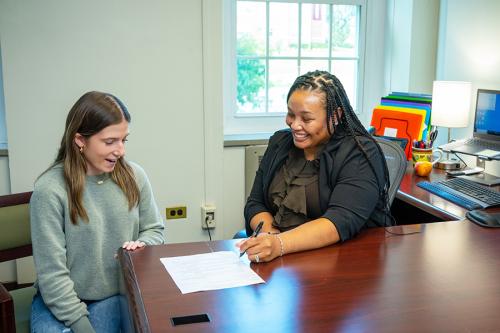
left=244, top=128, right=390, bottom=241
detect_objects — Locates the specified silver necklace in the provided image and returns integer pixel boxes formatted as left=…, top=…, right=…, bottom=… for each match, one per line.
left=94, top=174, right=109, bottom=185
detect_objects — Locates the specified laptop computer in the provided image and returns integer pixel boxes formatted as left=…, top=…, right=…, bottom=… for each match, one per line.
left=439, top=89, right=500, bottom=160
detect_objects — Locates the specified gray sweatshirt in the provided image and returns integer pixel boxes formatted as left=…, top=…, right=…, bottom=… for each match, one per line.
left=30, top=161, right=165, bottom=332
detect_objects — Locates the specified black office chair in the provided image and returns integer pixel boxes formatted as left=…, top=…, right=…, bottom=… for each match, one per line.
left=373, top=136, right=407, bottom=205
left=233, top=137, right=407, bottom=239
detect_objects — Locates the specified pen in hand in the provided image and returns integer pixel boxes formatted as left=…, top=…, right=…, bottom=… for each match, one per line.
left=239, top=221, right=264, bottom=257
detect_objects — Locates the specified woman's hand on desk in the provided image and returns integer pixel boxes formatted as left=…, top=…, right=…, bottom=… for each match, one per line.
left=114, top=240, right=146, bottom=259
left=122, top=240, right=145, bottom=251
left=236, top=233, right=282, bottom=263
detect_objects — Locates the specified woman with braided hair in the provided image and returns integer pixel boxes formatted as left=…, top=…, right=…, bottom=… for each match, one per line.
left=237, top=70, right=391, bottom=263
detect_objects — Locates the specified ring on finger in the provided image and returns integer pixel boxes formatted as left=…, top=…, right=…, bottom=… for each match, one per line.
left=255, top=254, right=260, bottom=263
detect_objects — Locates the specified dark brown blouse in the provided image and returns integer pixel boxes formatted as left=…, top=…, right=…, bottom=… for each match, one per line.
left=268, top=145, right=323, bottom=231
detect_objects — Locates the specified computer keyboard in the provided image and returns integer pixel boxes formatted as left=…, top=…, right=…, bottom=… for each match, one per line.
left=417, top=177, right=500, bottom=211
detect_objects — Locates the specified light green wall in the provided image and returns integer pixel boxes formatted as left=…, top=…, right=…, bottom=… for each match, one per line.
left=0, top=0, right=226, bottom=243
left=436, top=0, right=500, bottom=176
left=385, top=0, right=439, bottom=94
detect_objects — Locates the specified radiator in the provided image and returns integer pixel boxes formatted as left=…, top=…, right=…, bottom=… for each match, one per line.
left=244, top=145, right=267, bottom=199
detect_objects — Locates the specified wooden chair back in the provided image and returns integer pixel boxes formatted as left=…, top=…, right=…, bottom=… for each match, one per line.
left=0, top=191, right=33, bottom=333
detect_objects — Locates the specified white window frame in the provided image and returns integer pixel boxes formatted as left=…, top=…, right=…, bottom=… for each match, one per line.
left=223, top=0, right=367, bottom=135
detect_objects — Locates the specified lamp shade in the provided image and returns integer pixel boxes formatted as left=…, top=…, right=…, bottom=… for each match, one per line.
left=431, top=81, right=471, bottom=128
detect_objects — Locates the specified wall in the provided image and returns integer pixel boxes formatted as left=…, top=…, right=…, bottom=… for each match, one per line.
left=408, top=0, right=440, bottom=93
left=436, top=0, right=500, bottom=176
left=385, top=0, right=440, bottom=94
left=0, top=0, right=225, bottom=244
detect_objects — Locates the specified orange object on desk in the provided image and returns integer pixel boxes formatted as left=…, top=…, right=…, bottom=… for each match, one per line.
left=414, top=161, right=433, bottom=177
left=370, top=107, right=425, bottom=159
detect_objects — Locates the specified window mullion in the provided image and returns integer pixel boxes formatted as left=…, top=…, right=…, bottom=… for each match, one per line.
left=298, top=2, right=302, bottom=76
left=328, top=4, right=333, bottom=72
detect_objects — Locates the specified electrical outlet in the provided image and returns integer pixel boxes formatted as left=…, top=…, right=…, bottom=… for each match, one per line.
left=166, top=206, right=187, bottom=219
left=201, top=205, right=216, bottom=229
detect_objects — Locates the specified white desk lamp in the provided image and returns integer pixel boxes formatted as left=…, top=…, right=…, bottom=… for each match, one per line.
left=431, top=81, right=471, bottom=170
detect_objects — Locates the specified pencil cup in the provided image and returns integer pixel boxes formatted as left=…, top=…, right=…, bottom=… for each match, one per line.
left=411, top=148, right=443, bottom=166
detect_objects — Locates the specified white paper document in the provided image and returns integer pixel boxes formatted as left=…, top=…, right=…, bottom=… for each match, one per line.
left=160, top=251, right=265, bottom=294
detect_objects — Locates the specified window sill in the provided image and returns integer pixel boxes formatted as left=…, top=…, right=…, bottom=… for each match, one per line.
left=223, top=133, right=271, bottom=147
left=0, top=143, right=7, bottom=157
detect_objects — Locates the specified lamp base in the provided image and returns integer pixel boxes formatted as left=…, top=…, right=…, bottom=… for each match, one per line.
left=434, top=160, right=462, bottom=170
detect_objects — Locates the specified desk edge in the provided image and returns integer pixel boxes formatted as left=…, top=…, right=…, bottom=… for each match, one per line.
left=118, top=248, right=151, bottom=333
left=396, top=191, right=463, bottom=221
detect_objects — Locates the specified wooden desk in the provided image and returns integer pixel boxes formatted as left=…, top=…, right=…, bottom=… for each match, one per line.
left=119, top=221, right=500, bottom=332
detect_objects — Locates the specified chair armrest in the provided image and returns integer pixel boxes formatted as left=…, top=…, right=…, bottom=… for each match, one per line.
left=0, top=282, right=16, bottom=333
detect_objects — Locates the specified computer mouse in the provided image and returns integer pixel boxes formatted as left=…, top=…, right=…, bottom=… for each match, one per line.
left=466, top=210, right=500, bottom=228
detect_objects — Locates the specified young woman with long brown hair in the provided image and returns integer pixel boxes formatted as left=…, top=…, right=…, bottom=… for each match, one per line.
left=30, top=91, right=164, bottom=332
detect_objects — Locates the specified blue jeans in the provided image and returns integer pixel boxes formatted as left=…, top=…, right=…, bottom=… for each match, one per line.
left=31, top=292, right=131, bottom=333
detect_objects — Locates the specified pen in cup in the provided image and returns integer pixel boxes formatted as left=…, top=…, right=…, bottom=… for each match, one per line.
left=239, top=221, right=264, bottom=257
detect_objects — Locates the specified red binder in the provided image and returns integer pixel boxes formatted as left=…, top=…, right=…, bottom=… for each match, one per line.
left=370, top=108, right=424, bottom=159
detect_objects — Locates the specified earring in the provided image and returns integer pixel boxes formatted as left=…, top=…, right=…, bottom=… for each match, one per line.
left=79, top=146, right=84, bottom=153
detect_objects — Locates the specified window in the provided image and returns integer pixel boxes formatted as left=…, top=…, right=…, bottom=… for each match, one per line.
left=224, top=0, right=367, bottom=135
